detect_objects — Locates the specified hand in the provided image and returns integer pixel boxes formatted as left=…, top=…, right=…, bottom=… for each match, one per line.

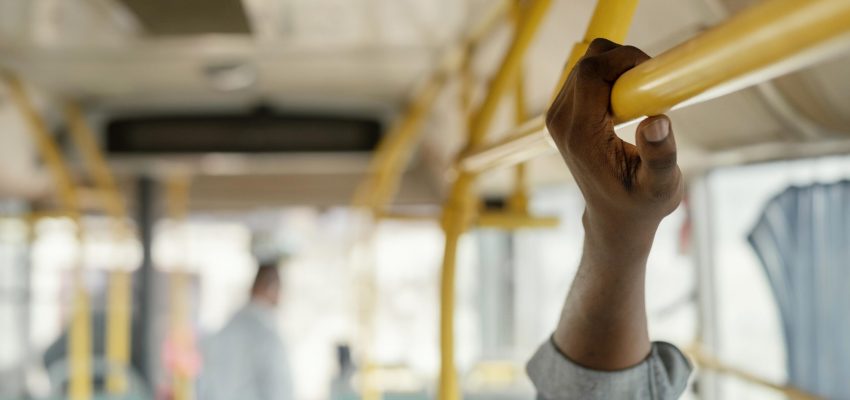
left=546, top=39, right=683, bottom=238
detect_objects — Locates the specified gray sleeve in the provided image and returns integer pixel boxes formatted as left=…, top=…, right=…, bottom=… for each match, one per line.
left=527, top=340, right=692, bottom=400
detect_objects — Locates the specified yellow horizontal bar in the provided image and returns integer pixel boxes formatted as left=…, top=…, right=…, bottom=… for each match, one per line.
left=378, top=210, right=559, bottom=230
left=24, top=210, right=76, bottom=221
left=612, top=0, right=850, bottom=120
left=377, top=211, right=440, bottom=222
left=686, top=345, right=821, bottom=400
left=460, top=0, right=850, bottom=174
left=459, top=116, right=550, bottom=173
left=477, top=212, right=559, bottom=229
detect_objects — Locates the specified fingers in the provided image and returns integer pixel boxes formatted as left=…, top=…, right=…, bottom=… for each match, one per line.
left=577, top=42, right=651, bottom=85
left=636, top=115, right=680, bottom=198
left=547, top=39, right=654, bottom=160
left=584, top=37, right=620, bottom=57
left=557, top=41, right=651, bottom=146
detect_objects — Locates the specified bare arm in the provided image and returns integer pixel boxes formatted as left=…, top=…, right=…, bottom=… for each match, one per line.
left=546, top=38, right=683, bottom=371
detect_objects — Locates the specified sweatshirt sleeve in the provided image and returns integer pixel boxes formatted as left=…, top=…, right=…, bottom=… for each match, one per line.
left=527, top=339, right=692, bottom=400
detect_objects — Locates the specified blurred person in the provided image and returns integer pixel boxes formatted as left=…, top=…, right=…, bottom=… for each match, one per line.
left=198, top=263, right=294, bottom=400
left=525, top=39, right=691, bottom=399
left=330, top=344, right=357, bottom=400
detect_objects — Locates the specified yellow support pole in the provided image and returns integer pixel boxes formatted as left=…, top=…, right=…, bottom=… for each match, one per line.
left=353, top=5, right=510, bottom=398
left=438, top=2, right=553, bottom=399
left=63, top=104, right=126, bottom=219
left=350, top=215, right=381, bottom=400
left=165, top=176, right=193, bottom=400
left=104, top=269, right=132, bottom=392
left=459, top=0, right=850, bottom=174
left=64, top=102, right=134, bottom=394
left=555, top=0, right=639, bottom=97
left=2, top=72, right=92, bottom=400
left=170, top=269, right=193, bottom=400
left=466, top=0, right=552, bottom=149
left=437, top=176, right=476, bottom=400
left=490, top=0, right=560, bottom=231
left=510, top=0, right=530, bottom=216
left=354, top=1, right=509, bottom=213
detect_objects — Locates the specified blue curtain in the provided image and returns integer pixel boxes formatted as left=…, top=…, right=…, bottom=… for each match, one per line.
left=749, top=181, right=850, bottom=398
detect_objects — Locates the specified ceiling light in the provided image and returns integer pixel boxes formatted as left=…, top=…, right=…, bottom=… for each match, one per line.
left=203, top=61, right=258, bottom=92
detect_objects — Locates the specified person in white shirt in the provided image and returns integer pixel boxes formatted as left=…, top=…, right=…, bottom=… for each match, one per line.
left=199, top=264, right=294, bottom=400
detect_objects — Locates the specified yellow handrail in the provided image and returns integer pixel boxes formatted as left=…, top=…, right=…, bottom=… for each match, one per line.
left=351, top=3, right=511, bottom=398
left=460, top=0, right=850, bottom=174
left=165, top=176, right=194, bottom=400
left=612, top=0, right=850, bottom=120
left=465, top=0, right=553, bottom=149
left=503, top=0, right=562, bottom=229
left=554, top=0, right=640, bottom=99
left=438, top=1, right=554, bottom=399
left=353, top=0, right=510, bottom=213
left=686, top=345, right=823, bottom=400
left=65, top=102, right=135, bottom=394
left=2, top=73, right=92, bottom=400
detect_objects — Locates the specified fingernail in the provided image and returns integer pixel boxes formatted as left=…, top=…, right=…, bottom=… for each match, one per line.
left=644, top=118, right=670, bottom=142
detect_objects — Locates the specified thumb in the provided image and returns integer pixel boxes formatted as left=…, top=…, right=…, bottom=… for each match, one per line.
left=636, top=115, right=680, bottom=197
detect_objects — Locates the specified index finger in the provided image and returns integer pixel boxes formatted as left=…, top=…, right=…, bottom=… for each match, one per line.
left=568, top=44, right=652, bottom=142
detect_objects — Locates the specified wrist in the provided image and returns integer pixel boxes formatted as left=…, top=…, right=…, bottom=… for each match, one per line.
left=582, top=210, right=658, bottom=260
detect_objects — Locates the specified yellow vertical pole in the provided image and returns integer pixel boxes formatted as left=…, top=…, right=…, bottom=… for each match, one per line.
left=466, top=0, right=553, bottom=149
left=553, top=0, right=640, bottom=99
left=437, top=43, right=475, bottom=400
left=353, top=1, right=508, bottom=213
left=510, top=0, right=530, bottom=215
left=2, top=73, right=92, bottom=400
left=105, top=269, right=131, bottom=392
left=353, top=7, right=509, bottom=398
left=351, top=215, right=381, bottom=400
left=437, top=176, right=476, bottom=400
left=64, top=102, right=133, bottom=394
left=170, top=270, right=192, bottom=400
left=437, top=1, right=552, bottom=399
left=166, top=176, right=193, bottom=400
left=68, top=273, right=93, bottom=400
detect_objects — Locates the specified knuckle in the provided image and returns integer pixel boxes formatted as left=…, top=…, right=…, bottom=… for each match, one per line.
left=620, top=45, right=651, bottom=63
left=545, top=106, right=559, bottom=126
left=576, top=56, right=601, bottom=77
left=621, top=44, right=642, bottom=54
left=545, top=109, right=566, bottom=144
left=545, top=107, right=562, bottom=132
left=589, top=37, right=616, bottom=50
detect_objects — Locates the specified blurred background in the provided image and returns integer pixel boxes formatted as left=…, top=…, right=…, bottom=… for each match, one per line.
left=0, top=0, right=849, bottom=399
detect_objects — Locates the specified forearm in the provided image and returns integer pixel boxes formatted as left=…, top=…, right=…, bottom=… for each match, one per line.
left=543, top=38, right=682, bottom=373
left=552, top=210, right=658, bottom=370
